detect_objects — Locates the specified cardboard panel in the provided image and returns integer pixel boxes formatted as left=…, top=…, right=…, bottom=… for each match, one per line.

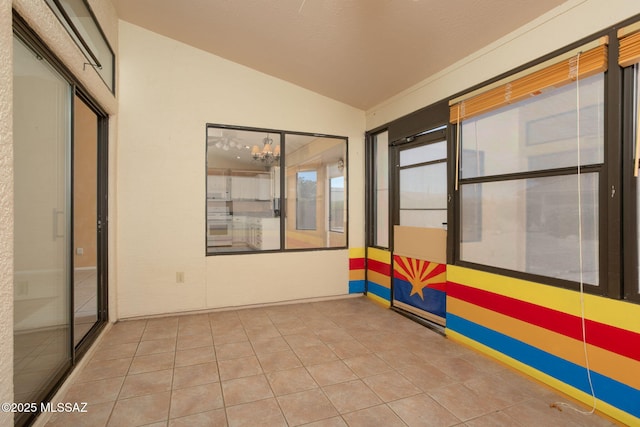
left=394, top=226, right=446, bottom=264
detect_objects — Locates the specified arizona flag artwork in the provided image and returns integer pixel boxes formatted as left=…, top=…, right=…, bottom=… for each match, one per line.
left=393, top=255, right=447, bottom=323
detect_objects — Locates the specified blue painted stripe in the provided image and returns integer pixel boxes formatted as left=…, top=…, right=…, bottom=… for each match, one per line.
left=448, top=314, right=640, bottom=419
left=367, top=281, right=391, bottom=301
left=349, top=280, right=365, bottom=294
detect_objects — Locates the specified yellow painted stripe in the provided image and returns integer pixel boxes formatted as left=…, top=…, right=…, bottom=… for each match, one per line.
left=448, top=297, right=640, bottom=390
left=366, top=292, right=390, bottom=307
left=367, top=247, right=391, bottom=264
left=448, top=265, right=640, bottom=334
left=447, top=330, right=639, bottom=427
left=368, top=271, right=390, bottom=289
left=349, top=247, right=365, bottom=258
left=349, top=270, right=365, bottom=281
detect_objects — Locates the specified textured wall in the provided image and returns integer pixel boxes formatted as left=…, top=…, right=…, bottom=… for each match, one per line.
left=116, top=21, right=366, bottom=318
left=0, top=0, right=14, bottom=424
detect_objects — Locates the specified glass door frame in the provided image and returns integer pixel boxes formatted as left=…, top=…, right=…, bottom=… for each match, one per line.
left=13, top=13, right=109, bottom=425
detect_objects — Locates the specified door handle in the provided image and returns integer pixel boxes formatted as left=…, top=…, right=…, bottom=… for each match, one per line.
left=53, top=209, right=64, bottom=239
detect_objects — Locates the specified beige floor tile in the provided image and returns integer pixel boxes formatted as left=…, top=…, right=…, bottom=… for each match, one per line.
left=245, top=325, right=281, bottom=341
left=174, top=346, right=215, bottom=368
left=168, top=409, right=226, bottom=427
left=315, top=328, right=354, bottom=343
left=135, top=338, right=177, bottom=356
left=218, top=355, right=263, bottom=381
left=211, top=329, right=248, bottom=345
left=76, top=358, right=132, bottom=383
left=141, top=326, right=178, bottom=342
left=128, top=352, right=175, bottom=375
left=63, top=376, right=124, bottom=405
left=266, top=367, right=318, bottom=395
left=146, top=317, right=179, bottom=329
left=306, top=360, right=357, bottom=386
left=464, top=410, right=518, bottom=427
left=277, top=388, right=339, bottom=426
left=107, top=391, right=171, bottom=426
left=225, top=398, right=287, bottom=427
left=169, top=382, right=224, bottom=419
left=176, top=333, right=214, bottom=350
left=293, top=343, right=338, bottom=366
left=284, top=333, right=324, bottom=349
left=396, top=363, right=455, bottom=392
left=256, top=349, right=303, bottom=372
left=301, top=417, right=348, bottom=427
left=341, top=404, right=406, bottom=427
left=363, top=371, right=421, bottom=402
left=91, top=342, right=139, bottom=362
left=342, top=353, right=393, bottom=378
left=172, top=361, right=219, bottom=389
left=118, top=369, right=173, bottom=399
left=326, top=340, right=370, bottom=359
left=221, top=374, right=273, bottom=406
left=250, top=336, right=291, bottom=355
left=429, top=356, right=483, bottom=382
left=502, top=398, right=616, bottom=427
left=388, top=393, right=461, bottom=427
left=215, top=341, right=254, bottom=360
left=323, top=379, right=382, bottom=414
left=427, top=382, right=506, bottom=421
left=47, top=400, right=114, bottom=427
left=178, top=323, right=212, bottom=338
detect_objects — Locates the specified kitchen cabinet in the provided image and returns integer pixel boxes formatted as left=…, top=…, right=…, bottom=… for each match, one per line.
left=247, top=217, right=279, bottom=250
left=232, top=216, right=247, bottom=244
left=230, top=173, right=271, bottom=200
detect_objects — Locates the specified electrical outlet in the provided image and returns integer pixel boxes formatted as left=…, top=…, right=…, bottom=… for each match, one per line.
left=176, top=272, right=185, bottom=283
left=76, top=247, right=84, bottom=255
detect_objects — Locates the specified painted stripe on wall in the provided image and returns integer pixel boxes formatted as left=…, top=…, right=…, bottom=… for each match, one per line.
left=448, top=297, right=640, bottom=390
left=368, top=258, right=391, bottom=276
left=368, top=281, right=391, bottom=301
left=367, top=271, right=390, bottom=289
left=448, top=265, right=640, bottom=334
left=447, top=314, right=640, bottom=420
left=448, top=282, right=640, bottom=362
left=367, top=247, right=391, bottom=264
left=447, top=329, right=639, bottom=427
left=349, top=280, right=365, bottom=294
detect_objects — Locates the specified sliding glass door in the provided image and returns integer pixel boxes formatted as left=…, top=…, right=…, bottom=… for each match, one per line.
left=13, top=35, right=72, bottom=411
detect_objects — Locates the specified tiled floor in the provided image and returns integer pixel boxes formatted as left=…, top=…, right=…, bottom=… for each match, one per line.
left=46, top=297, right=617, bottom=427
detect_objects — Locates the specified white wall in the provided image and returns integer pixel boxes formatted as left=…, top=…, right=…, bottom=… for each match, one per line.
left=116, top=21, right=365, bottom=318
left=366, top=0, right=640, bottom=130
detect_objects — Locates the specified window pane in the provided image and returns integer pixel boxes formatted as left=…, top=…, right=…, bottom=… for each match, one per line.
left=206, top=127, right=280, bottom=253
left=461, top=73, right=604, bottom=178
left=285, top=135, right=347, bottom=249
left=400, top=140, right=446, bottom=166
left=460, top=173, right=599, bottom=285
left=46, top=0, right=114, bottom=91
left=296, top=171, right=317, bottom=230
left=400, top=162, right=447, bottom=209
left=374, top=132, right=389, bottom=247
left=329, top=176, right=345, bottom=232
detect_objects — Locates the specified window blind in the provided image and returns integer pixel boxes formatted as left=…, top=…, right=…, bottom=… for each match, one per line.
left=619, top=23, right=640, bottom=67
left=449, top=41, right=608, bottom=124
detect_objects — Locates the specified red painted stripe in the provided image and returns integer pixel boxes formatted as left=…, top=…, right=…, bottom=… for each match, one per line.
left=448, top=282, right=640, bottom=362
left=368, top=258, right=391, bottom=276
left=349, top=258, right=365, bottom=270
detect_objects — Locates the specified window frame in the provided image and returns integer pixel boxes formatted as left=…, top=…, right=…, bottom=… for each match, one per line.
left=622, top=63, right=640, bottom=303
left=450, top=30, right=622, bottom=298
left=205, top=123, right=348, bottom=256
left=367, top=130, right=390, bottom=249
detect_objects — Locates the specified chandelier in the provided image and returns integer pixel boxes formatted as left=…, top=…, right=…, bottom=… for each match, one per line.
left=252, top=136, right=281, bottom=164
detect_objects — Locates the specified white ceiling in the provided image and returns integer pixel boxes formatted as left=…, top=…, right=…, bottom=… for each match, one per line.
left=112, top=0, right=567, bottom=110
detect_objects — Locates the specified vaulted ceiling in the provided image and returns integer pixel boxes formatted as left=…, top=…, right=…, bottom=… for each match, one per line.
left=112, top=0, right=568, bottom=110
